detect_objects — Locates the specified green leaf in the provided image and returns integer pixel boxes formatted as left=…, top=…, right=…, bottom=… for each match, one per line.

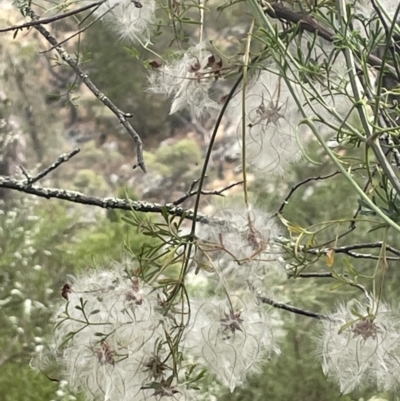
left=338, top=319, right=357, bottom=334
left=350, top=308, right=364, bottom=319
left=330, top=281, right=346, bottom=291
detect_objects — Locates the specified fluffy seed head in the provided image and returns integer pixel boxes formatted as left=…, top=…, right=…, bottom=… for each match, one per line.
left=318, top=300, right=400, bottom=394
left=93, top=0, right=156, bottom=44
left=184, top=295, right=280, bottom=392
left=196, top=205, right=284, bottom=283
left=147, top=43, right=219, bottom=117
left=227, top=71, right=302, bottom=175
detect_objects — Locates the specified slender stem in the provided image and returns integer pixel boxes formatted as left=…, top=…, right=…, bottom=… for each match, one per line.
left=241, top=19, right=255, bottom=209
left=304, top=120, right=400, bottom=232
left=258, top=295, right=331, bottom=320
left=189, top=78, right=243, bottom=234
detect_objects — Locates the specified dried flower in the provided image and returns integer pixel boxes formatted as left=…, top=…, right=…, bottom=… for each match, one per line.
left=61, top=283, right=71, bottom=300
left=97, top=341, right=115, bottom=366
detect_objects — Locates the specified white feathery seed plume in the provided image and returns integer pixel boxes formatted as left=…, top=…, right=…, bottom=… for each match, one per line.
left=93, top=0, right=156, bottom=44
left=147, top=43, right=220, bottom=117
left=184, top=295, right=280, bottom=392
left=318, top=300, right=400, bottom=394
left=196, top=205, right=284, bottom=283
left=32, top=267, right=188, bottom=401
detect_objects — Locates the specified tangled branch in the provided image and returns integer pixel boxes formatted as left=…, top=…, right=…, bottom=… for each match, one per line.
left=22, top=6, right=147, bottom=172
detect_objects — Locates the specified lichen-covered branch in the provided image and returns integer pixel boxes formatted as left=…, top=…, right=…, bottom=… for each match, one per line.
left=0, top=175, right=210, bottom=222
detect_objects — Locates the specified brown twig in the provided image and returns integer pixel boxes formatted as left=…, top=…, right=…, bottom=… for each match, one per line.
left=258, top=295, right=331, bottom=320
left=297, top=272, right=334, bottom=278
left=0, top=1, right=106, bottom=33
left=277, top=170, right=343, bottom=214
left=284, top=240, right=400, bottom=260
left=23, top=6, right=146, bottom=172
left=173, top=181, right=244, bottom=206
left=264, top=3, right=397, bottom=79
left=332, top=242, right=400, bottom=256
left=40, top=4, right=114, bottom=54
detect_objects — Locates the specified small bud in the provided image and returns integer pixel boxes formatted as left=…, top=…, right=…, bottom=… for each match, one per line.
left=149, top=60, right=162, bottom=69
left=206, top=54, right=216, bottom=67
left=61, top=284, right=72, bottom=300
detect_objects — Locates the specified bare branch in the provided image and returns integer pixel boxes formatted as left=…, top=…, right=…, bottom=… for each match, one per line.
left=277, top=170, right=342, bottom=214
left=332, top=242, right=400, bottom=256
left=281, top=239, right=400, bottom=261
left=277, top=168, right=366, bottom=215
left=0, top=1, right=105, bottom=33
left=22, top=6, right=146, bottom=172
left=308, top=249, right=400, bottom=261
left=317, top=242, right=400, bottom=260
left=173, top=181, right=244, bottom=206
left=297, top=272, right=334, bottom=278
left=258, top=295, right=331, bottom=320
left=40, top=4, right=114, bottom=54
left=0, top=176, right=211, bottom=222
left=22, top=148, right=81, bottom=185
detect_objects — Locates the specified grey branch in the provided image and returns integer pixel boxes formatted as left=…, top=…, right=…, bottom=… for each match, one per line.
left=0, top=176, right=210, bottom=223
left=22, top=6, right=146, bottom=172
left=21, top=148, right=81, bottom=185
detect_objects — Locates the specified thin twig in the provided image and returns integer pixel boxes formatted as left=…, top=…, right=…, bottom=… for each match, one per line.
left=188, top=177, right=203, bottom=193
left=370, top=0, right=400, bottom=81
left=277, top=168, right=366, bottom=215
left=332, top=241, right=400, bottom=256
left=277, top=170, right=342, bottom=214
left=0, top=1, right=105, bottom=33
left=258, top=295, right=331, bottom=320
left=40, top=5, right=114, bottom=54
left=350, top=167, right=377, bottom=229
left=305, top=247, right=400, bottom=261
left=19, top=165, right=32, bottom=182
left=297, top=272, right=334, bottom=278
left=23, top=6, right=146, bottom=172
left=23, top=148, right=81, bottom=186
left=280, top=238, right=400, bottom=260
left=173, top=181, right=244, bottom=206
